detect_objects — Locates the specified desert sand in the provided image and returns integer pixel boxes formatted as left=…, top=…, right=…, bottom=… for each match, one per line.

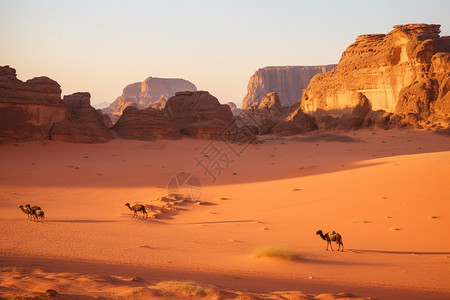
left=0, top=129, right=449, bottom=299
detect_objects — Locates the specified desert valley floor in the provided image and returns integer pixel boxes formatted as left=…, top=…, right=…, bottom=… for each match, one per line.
left=0, top=129, right=449, bottom=300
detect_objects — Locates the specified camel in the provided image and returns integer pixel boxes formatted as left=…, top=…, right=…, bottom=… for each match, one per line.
left=18, top=205, right=32, bottom=220
left=32, top=209, right=45, bottom=222
left=316, top=230, right=344, bottom=251
left=125, top=203, right=148, bottom=218
left=25, top=205, right=44, bottom=222
left=25, top=204, right=41, bottom=215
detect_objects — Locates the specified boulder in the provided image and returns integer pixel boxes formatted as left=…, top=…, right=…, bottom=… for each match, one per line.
left=164, top=91, right=234, bottom=140
left=113, top=106, right=181, bottom=141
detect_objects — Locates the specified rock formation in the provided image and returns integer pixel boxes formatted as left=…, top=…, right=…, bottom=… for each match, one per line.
left=50, top=92, right=114, bottom=143
left=241, top=65, right=337, bottom=109
left=226, top=102, right=242, bottom=116
left=291, top=24, right=450, bottom=130
left=0, top=66, right=67, bottom=142
left=0, top=66, right=113, bottom=143
left=164, top=91, right=234, bottom=140
left=112, top=91, right=254, bottom=142
left=103, top=77, right=197, bottom=123
left=113, top=106, right=181, bottom=141
left=239, top=92, right=291, bottom=135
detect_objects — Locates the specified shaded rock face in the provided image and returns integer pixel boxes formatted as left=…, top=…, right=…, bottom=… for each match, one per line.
left=50, top=93, right=114, bottom=143
left=103, top=77, right=197, bottom=123
left=112, top=106, right=181, bottom=141
left=241, top=65, right=337, bottom=109
left=226, top=102, right=242, bottom=116
left=164, top=91, right=234, bottom=140
left=296, top=24, right=450, bottom=129
left=0, top=66, right=113, bottom=143
left=0, top=66, right=67, bottom=142
left=239, top=92, right=291, bottom=135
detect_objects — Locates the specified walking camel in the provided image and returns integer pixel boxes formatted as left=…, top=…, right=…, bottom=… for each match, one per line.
left=316, top=230, right=344, bottom=251
left=125, top=203, right=148, bottom=218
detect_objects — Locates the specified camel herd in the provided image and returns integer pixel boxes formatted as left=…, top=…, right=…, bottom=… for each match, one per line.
left=18, top=204, right=45, bottom=222
left=18, top=202, right=344, bottom=251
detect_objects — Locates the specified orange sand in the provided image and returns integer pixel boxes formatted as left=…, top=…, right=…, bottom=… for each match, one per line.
left=0, top=129, right=449, bottom=299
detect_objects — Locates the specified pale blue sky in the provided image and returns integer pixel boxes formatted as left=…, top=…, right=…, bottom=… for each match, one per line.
left=1, top=0, right=449, bottom=106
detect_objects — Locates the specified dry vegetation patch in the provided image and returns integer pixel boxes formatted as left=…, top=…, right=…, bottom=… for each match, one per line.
left=253, top=246, right=299, bottom=261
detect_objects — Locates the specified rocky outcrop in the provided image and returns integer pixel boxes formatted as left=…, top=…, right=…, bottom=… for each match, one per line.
left=241, top=65, right=337, bottom=109
left=0, top=66, right=67, bottom=142
left=0, top=66, right=113, bottom=143
left=227, top=102, right=242, bottom=116
left=50, top=93, right=114, bottom=143
left=145, top=96, right=167, bottom=110
left=103, top=77, right=197, bottom=123
left=113, top=106, right=181, bottom=141
left=111, top=91, right=252, bottom=142
left=294, top=24, right=450, bottom=130
left=239, top=92, right=290, bottom=135
left=164, top=91, right=234, bottom=140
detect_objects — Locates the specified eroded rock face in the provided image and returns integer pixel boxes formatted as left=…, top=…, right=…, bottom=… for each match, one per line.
left=50, top=93, right=114, bottom=143
left=113, top=106, right=181, bottom=141
left=296, top=24, right=450, bottom=129
left=241, top=65, right=337, bottom=109
left=103, top=77, right=197, bottom=123
left=164, top=91, right=234, bottom=140
left=0, top=66, right=113, bottom=143
left=239, top=92, right=290, bottom=135
left=0, top=66, right=67, bottom=142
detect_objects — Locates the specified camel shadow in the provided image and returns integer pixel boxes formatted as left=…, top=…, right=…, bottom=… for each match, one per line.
left=297, top=257, right=385, bottom=266
left=47, top=219, right=119, bottom=224
left=180, top=219, right=258, bottom=225
left=349, top=249, right=450, bottom=255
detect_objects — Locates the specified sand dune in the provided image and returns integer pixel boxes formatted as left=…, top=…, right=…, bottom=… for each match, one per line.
left=0, top=129, right=449, bottom=299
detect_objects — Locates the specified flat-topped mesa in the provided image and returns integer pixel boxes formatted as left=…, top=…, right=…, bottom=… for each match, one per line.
left=241, top=65, right=337, bottom=109
left=103, top=77, right=197, bottom=123
left=292, top=23, right=450, bottom=130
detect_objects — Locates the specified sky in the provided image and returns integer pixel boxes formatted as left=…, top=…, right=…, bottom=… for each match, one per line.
left=1, top=0, right=449, bottom=107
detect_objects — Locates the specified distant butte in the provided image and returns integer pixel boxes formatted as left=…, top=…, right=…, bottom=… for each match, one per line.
left=103, top=77, right=197, bottom=123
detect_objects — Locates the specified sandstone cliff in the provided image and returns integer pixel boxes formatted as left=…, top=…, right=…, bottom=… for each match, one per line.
left=0, top=66, right=67, bottom=142
left=103, top=77, right=197, bottom=122
left=293, top=24, right=450, bottom=130
left=241, top=65, right=337, bottom=109
left=50, top=92, right=114, bottom=143
left=0, top=66, right=113, bottom=143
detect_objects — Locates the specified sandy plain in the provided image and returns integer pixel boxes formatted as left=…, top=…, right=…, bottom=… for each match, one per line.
left=0, top=129, right=449, bottom=299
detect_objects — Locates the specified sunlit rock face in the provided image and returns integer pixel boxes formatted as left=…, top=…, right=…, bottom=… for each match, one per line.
left=295, top=24, right=450, bottom=129
left=241, top=65, right=337, bottom=109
